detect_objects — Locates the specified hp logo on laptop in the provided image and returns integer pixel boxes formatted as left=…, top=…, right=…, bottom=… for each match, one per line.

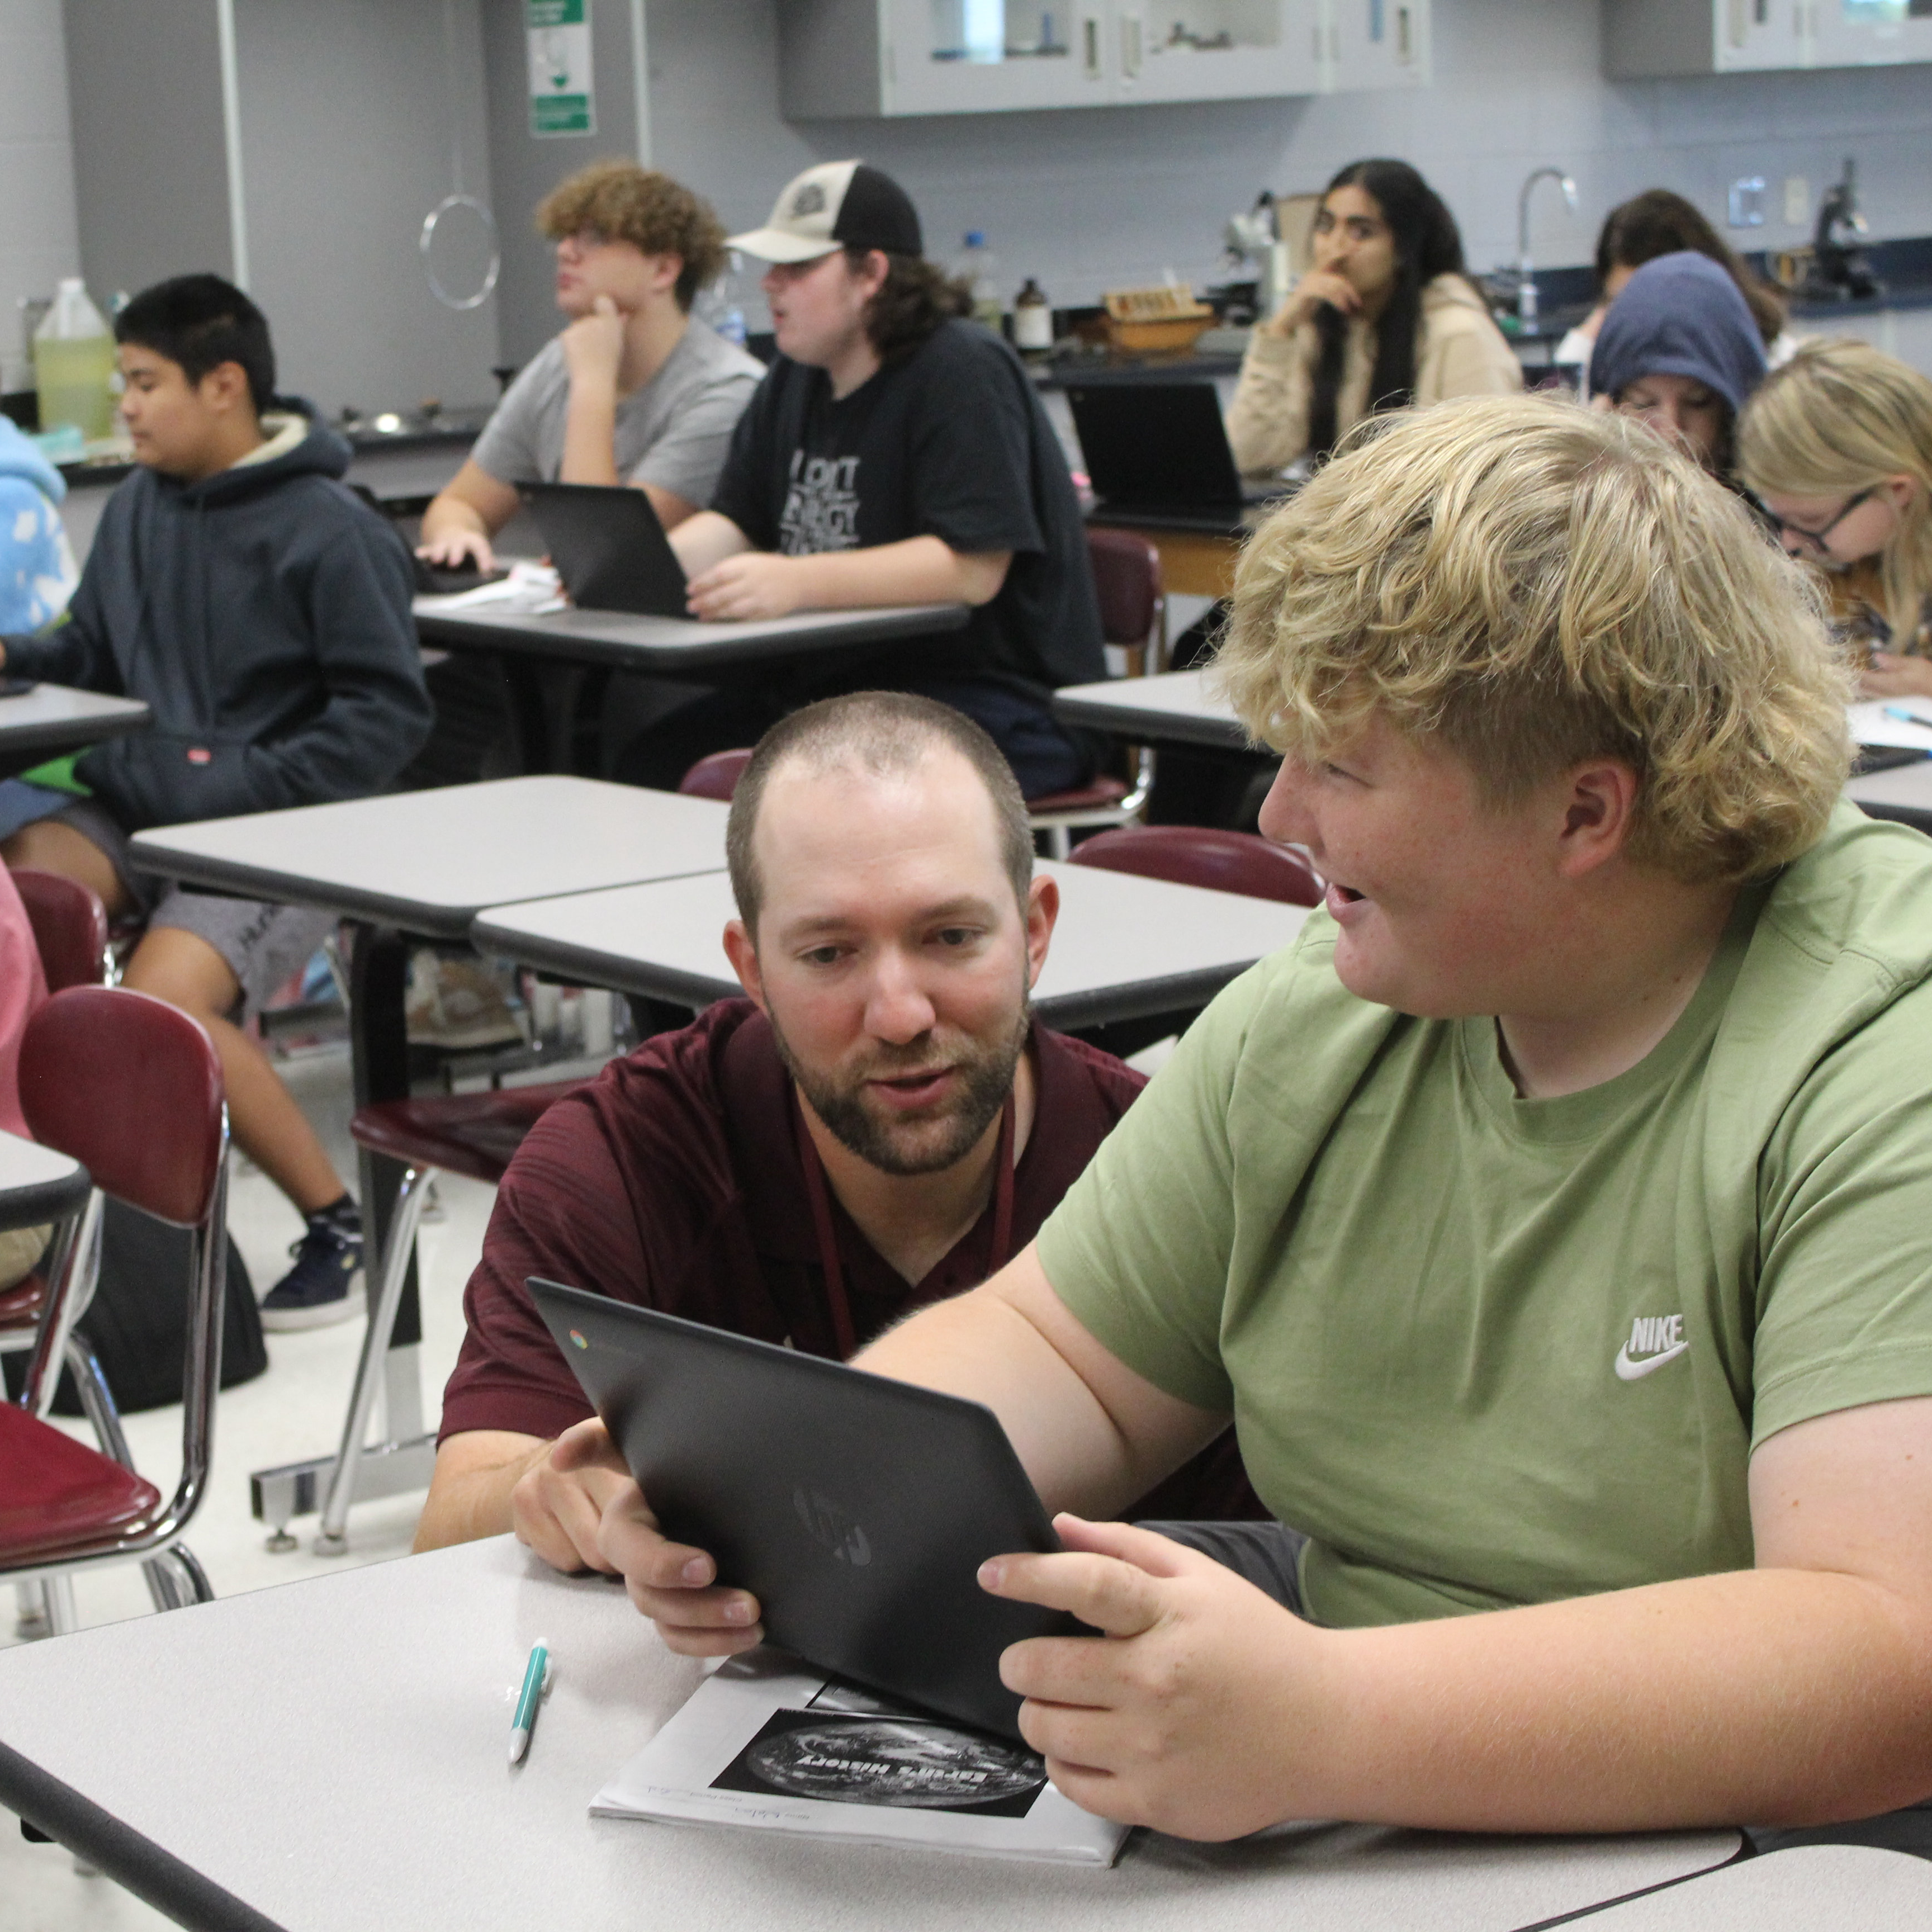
left=793, top=1486, right=872, bottom=1566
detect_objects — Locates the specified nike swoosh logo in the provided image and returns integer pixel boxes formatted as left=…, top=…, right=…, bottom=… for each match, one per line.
left=1614, top=1340, right=1689, bottom=1381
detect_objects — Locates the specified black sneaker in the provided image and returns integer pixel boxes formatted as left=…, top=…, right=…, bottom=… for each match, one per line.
left=259, top=1208, right=364, bottom=1332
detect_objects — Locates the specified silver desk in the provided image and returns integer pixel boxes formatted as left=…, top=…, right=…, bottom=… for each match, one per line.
left=472, top=859, right=1311, bottom=1034
left=1053, top=669, right=1247, bottom=755
left=0, top=683, right=150, bottom=781
left=1578, top=1842, right=1932, bottom=1928
left=0, top=1535, right=1741, bottom=1932
left=128, top=779, right=731, bottom=1548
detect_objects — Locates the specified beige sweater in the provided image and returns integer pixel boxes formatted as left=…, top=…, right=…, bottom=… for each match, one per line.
left=1224, top=273, right=1522, bottom=476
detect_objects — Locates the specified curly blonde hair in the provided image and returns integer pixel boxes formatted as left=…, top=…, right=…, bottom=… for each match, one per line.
left=1216, top=395, right=1850, bottom=883
left=535, top=160, right=728, bottom=311
left=1739, top=338, right=1932, bottom=652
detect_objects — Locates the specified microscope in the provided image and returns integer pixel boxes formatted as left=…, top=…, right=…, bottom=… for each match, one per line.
left=1799, top=158, right=1881, bottom=303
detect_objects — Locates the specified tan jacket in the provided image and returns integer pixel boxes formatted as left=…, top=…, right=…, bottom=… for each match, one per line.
left=1224, top=273, right=1522, bottom=476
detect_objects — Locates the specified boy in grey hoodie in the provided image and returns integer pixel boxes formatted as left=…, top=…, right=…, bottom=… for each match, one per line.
left=0, top=275, right=431, bottom=1329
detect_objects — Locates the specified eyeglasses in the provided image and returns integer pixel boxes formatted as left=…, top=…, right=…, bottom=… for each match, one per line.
left=556, top=227, right=610, bottom=255
left=1768, top=486, right=1878, bottom=555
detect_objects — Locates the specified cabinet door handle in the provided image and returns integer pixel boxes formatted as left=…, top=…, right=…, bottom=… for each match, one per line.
left=1083, top=12, right=1102, bottom=76
left=1121, top=11, right=1142, bottom=77
left=1396, top=4, right=1412, bottom=60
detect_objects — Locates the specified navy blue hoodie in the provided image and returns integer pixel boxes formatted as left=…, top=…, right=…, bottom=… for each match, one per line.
left=2, top=405, right=430, bottom=831
left=1590, top=250, right=1768, bottom=420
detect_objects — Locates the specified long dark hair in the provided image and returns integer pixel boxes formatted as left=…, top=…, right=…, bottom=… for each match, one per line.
left=1595, top=190, right=1787, bottom=350
left=845, top=247, right=971, bottom=361
left=1306, top=159, right=1469, bottom=459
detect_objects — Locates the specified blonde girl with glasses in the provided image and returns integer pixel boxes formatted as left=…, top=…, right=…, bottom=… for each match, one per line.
left=1738, top=339, right=1932, bottom=698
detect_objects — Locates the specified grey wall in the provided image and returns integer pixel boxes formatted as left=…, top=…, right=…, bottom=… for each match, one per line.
left=622, top=0, right=1932, bottom=335
left=0, top=0, right=82, bottom=392
left=234, top=0, right=501, bottom=416
left=480, top=0, right=647, bottom=369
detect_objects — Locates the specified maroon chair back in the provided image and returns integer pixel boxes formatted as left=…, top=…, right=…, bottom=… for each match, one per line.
left=679, top=747, right=755, bottom=803
left=10, top=868, right=110, bottom=992
left=1068, top=825, right=1323, bottom=907
left=1085, top=527, right=1162, bottom=651
left=18, top=987, right=226, bottom=1229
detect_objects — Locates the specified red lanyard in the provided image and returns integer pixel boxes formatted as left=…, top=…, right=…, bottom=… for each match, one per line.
left=792, top=1087, right=1016, bottom=1359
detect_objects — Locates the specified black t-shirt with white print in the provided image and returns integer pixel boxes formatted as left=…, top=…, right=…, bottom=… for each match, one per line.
left=711, top=319, right=1104, bottom=700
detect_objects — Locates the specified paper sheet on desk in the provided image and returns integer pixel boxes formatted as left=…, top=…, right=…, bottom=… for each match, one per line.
left=1849, top=701, right=1932, bottom=751
left=591, top=1651, right=1129, bottom=1865
left=425, top=560, right=566, bottom=615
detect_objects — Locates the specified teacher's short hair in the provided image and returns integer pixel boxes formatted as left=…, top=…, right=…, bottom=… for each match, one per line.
left=1216, top=394, right=1850, bottom=883
left=727, top=692, right=1034, bottom=936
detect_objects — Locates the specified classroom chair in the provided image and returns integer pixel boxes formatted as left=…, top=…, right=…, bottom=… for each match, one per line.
left=679, top=747, right=754, bottom=802
left=309, top=1077, right=587, bottom=1554
left=1, top=987, right=230, bottom=1634
left=1, top=870, right=127, bottom=1494
left=1066, top=824, right=1324, bottom=906
left=1026, top=528, right=1169, bottom=858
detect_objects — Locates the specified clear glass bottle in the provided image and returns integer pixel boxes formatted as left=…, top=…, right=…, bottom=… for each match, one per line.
left=1013, top=277, right=1053, bottom=353
left=954, top=231, right=1005, bottom=332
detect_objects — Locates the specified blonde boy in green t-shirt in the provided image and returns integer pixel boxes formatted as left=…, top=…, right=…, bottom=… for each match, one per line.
left=575, top=397, right=1932, bottom=1843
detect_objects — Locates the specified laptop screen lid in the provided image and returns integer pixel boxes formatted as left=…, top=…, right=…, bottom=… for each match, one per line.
left=519, top=481, right=690, bottom=617
left=527, top=1277, right=1075, bottom=1740
left=1068, top=381, right=1262, bottom=510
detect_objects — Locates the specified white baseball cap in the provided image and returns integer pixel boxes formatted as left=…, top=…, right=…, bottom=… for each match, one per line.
left=728, top=160, right=924, bottom=264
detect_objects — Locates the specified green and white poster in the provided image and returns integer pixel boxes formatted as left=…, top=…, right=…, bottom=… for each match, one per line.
left=527, top=0, right=595, bottom=137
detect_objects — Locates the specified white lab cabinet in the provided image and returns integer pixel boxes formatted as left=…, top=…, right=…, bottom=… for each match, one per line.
left=1325, top=0, right=1431, bottom=89
left=780, top=0, right=1342, bottom=115
left=1604, top=0, right=1931, bottom=76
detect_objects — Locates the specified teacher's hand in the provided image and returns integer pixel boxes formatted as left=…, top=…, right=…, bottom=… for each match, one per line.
left=684, top=552, right=809, bottom=623
left=982, top=1514, right=1316, bottom=1840
left=596, top=1470, right=765, bottom=1656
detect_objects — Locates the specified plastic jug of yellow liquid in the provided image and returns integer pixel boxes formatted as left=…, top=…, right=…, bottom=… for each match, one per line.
left=34, top=278, right=117, bottom=442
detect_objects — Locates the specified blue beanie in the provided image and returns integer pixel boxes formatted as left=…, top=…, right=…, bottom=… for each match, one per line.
left=1592, top=251, right=1768, bottom=416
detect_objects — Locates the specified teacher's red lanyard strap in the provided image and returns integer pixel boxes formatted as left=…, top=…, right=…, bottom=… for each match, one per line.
left=792, top=1089, right=1017, bottom=1360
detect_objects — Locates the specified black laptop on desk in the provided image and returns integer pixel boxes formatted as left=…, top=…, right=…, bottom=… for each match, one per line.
left=526, top=1277, right=1077, bottom=1741
left=519, top=481, right=690, bottom=617
left=1068, top=381, right=1285, bottom=519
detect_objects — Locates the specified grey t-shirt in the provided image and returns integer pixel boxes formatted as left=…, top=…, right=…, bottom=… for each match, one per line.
left=470, top=318, right=764, bottom=509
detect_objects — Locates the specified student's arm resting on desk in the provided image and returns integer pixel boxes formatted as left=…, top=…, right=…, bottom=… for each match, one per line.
left=0, top=565, right=119, bottom=686
left=681, top=532, right=1010, bottom=624
left=415, top=1420, right=632, bottom=1571
left=418, top=459, right=522, bottom=571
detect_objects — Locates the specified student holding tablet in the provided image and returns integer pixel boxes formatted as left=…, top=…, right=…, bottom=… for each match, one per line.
left=594, top=397, right=1932, bottom=1841
left=414, top=693, right=1255, bottom=1560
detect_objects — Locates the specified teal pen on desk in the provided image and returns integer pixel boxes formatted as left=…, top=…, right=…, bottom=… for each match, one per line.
left=1883, top=704, right=1932, bottom=730
left=510, top=1639, right=552, bottom=1765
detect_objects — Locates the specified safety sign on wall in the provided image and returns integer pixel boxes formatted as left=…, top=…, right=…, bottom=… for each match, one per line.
left=527, top=0, right=595, bottom=136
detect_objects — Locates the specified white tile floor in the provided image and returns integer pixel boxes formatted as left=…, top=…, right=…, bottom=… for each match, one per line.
left=1, top=1041, right=495, bottom=1929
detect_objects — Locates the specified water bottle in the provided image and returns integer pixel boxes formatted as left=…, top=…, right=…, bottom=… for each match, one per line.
left=954, top=231, right=1005, bottom=333
left=34, top=278, right=116, bottom=442
left=698, top=253, right=749, bottom=349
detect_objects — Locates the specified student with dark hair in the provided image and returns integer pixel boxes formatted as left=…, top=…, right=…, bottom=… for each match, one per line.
left=1225, top=157, right=1519, bottom=477
left=633, top=161, right=1105, bottom=800
left=1591, top=251, right=1768, bottom=482
left=419, top=160, right=764, bottom=571
left=1556, top=188, right=1793, bottom=392
left=0, top=272, right=431, bottom=1331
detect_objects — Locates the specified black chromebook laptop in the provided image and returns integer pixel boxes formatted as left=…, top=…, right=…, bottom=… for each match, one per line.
left=519, top=481, right=689, bottom=617
left=527, top=1277, right=1076, bottom=1740
left=1067, top=380, right=1281, bottom=514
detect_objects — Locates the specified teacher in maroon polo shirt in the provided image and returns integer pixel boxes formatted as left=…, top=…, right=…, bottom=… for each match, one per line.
left=414, top=691, right=1257, bottom=1564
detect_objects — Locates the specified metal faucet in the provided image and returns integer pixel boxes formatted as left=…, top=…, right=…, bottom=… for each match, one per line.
left=1517, top=167, right=1578, bottom=324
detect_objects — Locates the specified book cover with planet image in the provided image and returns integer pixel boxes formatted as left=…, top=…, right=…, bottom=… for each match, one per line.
left=591, top=1650, right=1129, bottom=1862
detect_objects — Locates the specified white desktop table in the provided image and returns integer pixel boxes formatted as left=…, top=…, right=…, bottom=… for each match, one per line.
left=127, top=779, right=732, bottom=1548
left=0, top=1128, right=89, bottom=1236
left=0, top=1535, right=1742, bottom=1932
left=1577, top=1842, right=1932, bottom=1927
left=472, top=859, right=1311, bottom=1035
left=0, top=683, right=150, bottom=780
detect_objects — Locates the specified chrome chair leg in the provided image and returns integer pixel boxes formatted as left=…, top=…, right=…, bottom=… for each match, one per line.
left=44, top=1573, right=78, bottom=1636
left=164, top=1543, right=214, bottom=1605
left=315, top=1165, right=432, bottom=1554
left=13, top=1580, right=50, bottom=1639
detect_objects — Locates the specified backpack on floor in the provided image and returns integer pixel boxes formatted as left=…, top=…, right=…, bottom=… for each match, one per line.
left=5, top=1200, right=268, bottom=1415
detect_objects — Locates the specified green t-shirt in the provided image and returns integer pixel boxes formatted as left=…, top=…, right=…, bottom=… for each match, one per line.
left=1036, top=801, right=1932, bottom=1628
